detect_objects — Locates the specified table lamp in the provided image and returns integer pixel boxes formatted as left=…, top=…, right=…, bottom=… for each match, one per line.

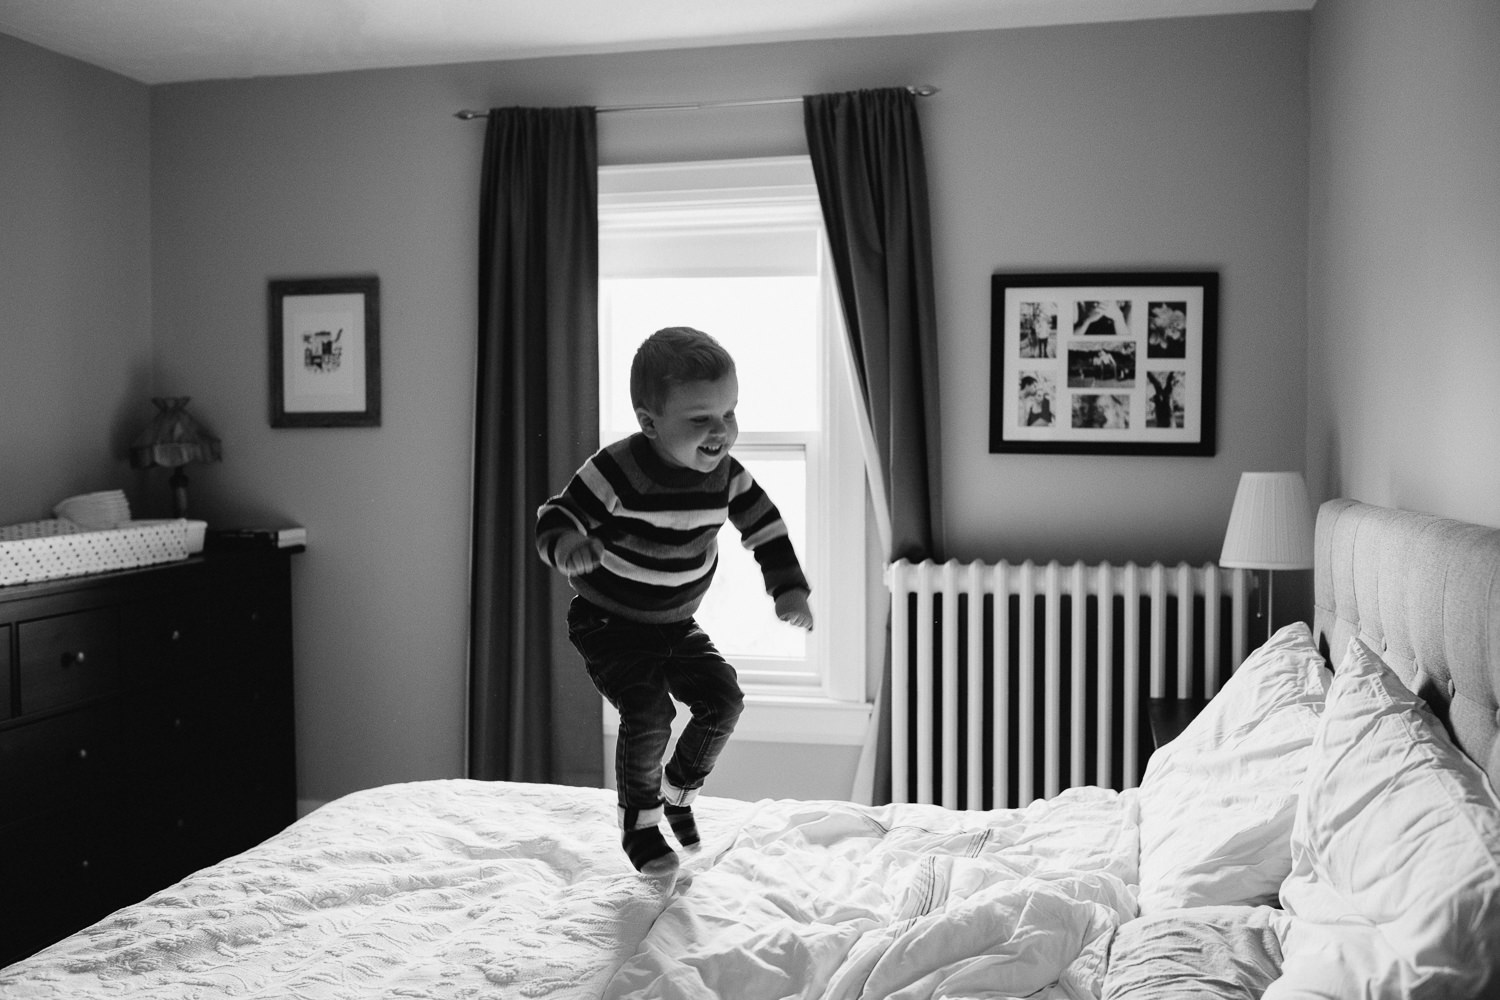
left=129, top=397, right=222, bottom=517
left=1219, top=471, right=1314, bottom=635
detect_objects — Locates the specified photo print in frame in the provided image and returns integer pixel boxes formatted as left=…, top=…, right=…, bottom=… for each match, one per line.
left=989, top=271, right=1217, bottom=455
left=269, top=275, right=381, bottom=428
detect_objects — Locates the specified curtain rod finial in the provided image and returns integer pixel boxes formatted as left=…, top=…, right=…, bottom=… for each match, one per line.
left=908, top=85, right=939, bottom=97
left=454, top=109, right=486, bottom=120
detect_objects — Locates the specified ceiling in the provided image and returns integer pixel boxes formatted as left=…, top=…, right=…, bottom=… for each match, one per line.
left=0, top=0, right=1313, bottom=85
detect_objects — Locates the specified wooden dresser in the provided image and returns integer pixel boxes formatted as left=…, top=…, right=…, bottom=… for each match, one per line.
left=0, top=550, right=298, bottom=965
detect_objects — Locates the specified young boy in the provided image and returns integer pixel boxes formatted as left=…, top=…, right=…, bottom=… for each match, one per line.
left=536, top=326, right=814, bottom=878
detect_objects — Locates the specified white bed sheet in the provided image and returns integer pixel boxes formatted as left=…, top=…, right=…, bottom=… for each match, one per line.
left=1, top=779, right=1140, bottom=1000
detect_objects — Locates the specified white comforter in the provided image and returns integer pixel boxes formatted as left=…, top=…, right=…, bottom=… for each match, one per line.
left=0, top=779, right=1141, bottom=1000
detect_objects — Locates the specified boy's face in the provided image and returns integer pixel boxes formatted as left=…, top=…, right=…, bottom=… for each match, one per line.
left=637, top=374, right=739, bottom=473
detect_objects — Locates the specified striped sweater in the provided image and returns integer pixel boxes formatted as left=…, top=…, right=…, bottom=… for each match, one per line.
left=536, top=433, right=809, bottom=624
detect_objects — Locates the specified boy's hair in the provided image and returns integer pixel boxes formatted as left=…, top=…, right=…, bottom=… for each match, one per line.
left=630, top=327, right=736, bottom=412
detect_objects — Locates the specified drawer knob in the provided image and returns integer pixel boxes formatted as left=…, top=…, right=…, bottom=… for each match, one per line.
left=76, top=747, right=89, bottom=760
left=170, top=629, right=183, bottom=642
left=63, top=650, right=87, bottom=667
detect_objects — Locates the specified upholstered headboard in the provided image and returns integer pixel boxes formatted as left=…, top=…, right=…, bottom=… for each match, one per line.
left=1312, top=498, right=1500, bottom=789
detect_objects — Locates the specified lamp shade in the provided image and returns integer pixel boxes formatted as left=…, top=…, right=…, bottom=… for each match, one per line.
left=129, top=397, right=222, bottom=470
left=1219, top=471, right=1314, bottom=570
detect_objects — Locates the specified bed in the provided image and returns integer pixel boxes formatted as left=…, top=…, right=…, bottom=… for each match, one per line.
left=3, top=498, right=1498, bottom=999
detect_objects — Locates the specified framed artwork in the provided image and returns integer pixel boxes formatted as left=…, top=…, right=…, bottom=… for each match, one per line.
left=269, top=276, right=381, bottom=428
left=988, top=271, right=1217, bottom=455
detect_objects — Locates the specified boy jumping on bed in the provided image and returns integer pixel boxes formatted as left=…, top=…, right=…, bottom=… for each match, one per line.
left=536, top=326, right=814, bottom=879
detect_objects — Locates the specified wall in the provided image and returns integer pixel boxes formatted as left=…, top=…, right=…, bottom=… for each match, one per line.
left=6, top=12, right=1310, bottom=808
left=148, top=69, right=481, bottom=806
left=1305, top=0, right=1500, bottom=529
left=931, top=17, right=1309, bottom=566
left=0, top=34, right=152, bottom=524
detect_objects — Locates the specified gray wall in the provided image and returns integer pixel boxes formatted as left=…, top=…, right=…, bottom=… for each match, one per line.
left=5, top=13, right=1313, bottom=806
left=932, top=17, right=1309, bottom=565
left=1306, top=0, right=1500, bottom=529
left=148, top=69, right=480, bottom=803
left=0, top=34, right=152, bottom=522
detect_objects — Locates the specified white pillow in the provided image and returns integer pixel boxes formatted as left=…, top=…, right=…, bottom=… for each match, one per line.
left=1269, top=638, right=1500, bottom=999
left=1102, top=905, right=1284, bottom=999
left=1137, top=622, right=1331, bottom=914
left=1263, top=920, right=1418, bottom=999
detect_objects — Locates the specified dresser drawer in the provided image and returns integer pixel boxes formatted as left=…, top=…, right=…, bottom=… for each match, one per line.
left=0, top=706, right=124, bottom=821
left=212, top=557, right=292, bottom=671
left=0, top=624, right=11, bottom=718
left=18, top=607, right=120, bottom=713
left=0, top=806, right=125, bottom=962
left=122, top=591, right=211, bottom=684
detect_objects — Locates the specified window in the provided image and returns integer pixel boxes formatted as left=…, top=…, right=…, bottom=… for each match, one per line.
left=598, top=158, right=868, bottom=737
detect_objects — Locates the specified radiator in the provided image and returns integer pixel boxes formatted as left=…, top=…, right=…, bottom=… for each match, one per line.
left=887, top=559, right=1252, bottom=809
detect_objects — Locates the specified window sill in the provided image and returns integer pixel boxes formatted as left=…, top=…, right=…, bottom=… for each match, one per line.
left=602, top=692, right=873, bottom=746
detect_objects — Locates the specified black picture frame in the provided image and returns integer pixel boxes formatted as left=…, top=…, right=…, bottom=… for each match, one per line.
left=269, top=276, right=381, bottom=428
left=989, top=271, right=1217, bottom=455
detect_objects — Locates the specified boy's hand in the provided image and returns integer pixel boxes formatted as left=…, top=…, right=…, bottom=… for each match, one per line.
left=775, top=590, right=814, bottom=631
left=555, top=534, right=604, bottom=576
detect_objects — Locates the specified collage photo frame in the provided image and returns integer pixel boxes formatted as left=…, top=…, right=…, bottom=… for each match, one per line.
left=988, top=271, right=1218, bottom=456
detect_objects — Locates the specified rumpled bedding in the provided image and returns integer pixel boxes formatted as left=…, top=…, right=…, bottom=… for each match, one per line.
left=0, top=779, right=1141, bottom=1000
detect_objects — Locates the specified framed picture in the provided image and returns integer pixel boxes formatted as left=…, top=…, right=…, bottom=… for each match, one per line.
left=269, top=276, right=381, bottom=428
left=989, top=271, right=1217, bottom=455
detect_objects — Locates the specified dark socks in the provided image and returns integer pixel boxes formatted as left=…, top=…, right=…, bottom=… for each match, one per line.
left=621, top=806, right=678, bottom=878
left=664, top=804, right=700, bottom=849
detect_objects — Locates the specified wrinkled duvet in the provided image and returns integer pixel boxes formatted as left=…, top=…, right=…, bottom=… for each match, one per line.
left=0, top=779, right=1141, bottom=999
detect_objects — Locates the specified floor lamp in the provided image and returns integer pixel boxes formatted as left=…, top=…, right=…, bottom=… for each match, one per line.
left=1219, top=471, right=1314, bottom=640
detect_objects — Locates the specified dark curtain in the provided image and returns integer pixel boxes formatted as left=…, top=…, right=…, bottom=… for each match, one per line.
left=468, top=106, right=603, bottom=785
left=804, top=87, right=944, bottom=803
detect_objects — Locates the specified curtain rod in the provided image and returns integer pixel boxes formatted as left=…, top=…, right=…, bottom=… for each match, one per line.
left=453, top=84, right=937, bottom=120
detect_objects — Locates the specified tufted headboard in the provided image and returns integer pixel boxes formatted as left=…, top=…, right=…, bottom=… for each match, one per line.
left=1312, top=498, right=1500, bottom=790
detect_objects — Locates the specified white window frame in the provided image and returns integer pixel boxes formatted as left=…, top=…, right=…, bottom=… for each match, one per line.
left=598, top=157, right=870, bottom=744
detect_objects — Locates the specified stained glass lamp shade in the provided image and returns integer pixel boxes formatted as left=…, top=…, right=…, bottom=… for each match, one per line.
left=129, top=397, right=221, bottom=517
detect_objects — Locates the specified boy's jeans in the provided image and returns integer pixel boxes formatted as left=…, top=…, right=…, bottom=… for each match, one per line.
left=567, top=597, right=744, bottom=815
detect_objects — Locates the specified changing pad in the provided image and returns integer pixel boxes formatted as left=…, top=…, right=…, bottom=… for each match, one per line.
left=0, top=518, right=194, bottom=586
